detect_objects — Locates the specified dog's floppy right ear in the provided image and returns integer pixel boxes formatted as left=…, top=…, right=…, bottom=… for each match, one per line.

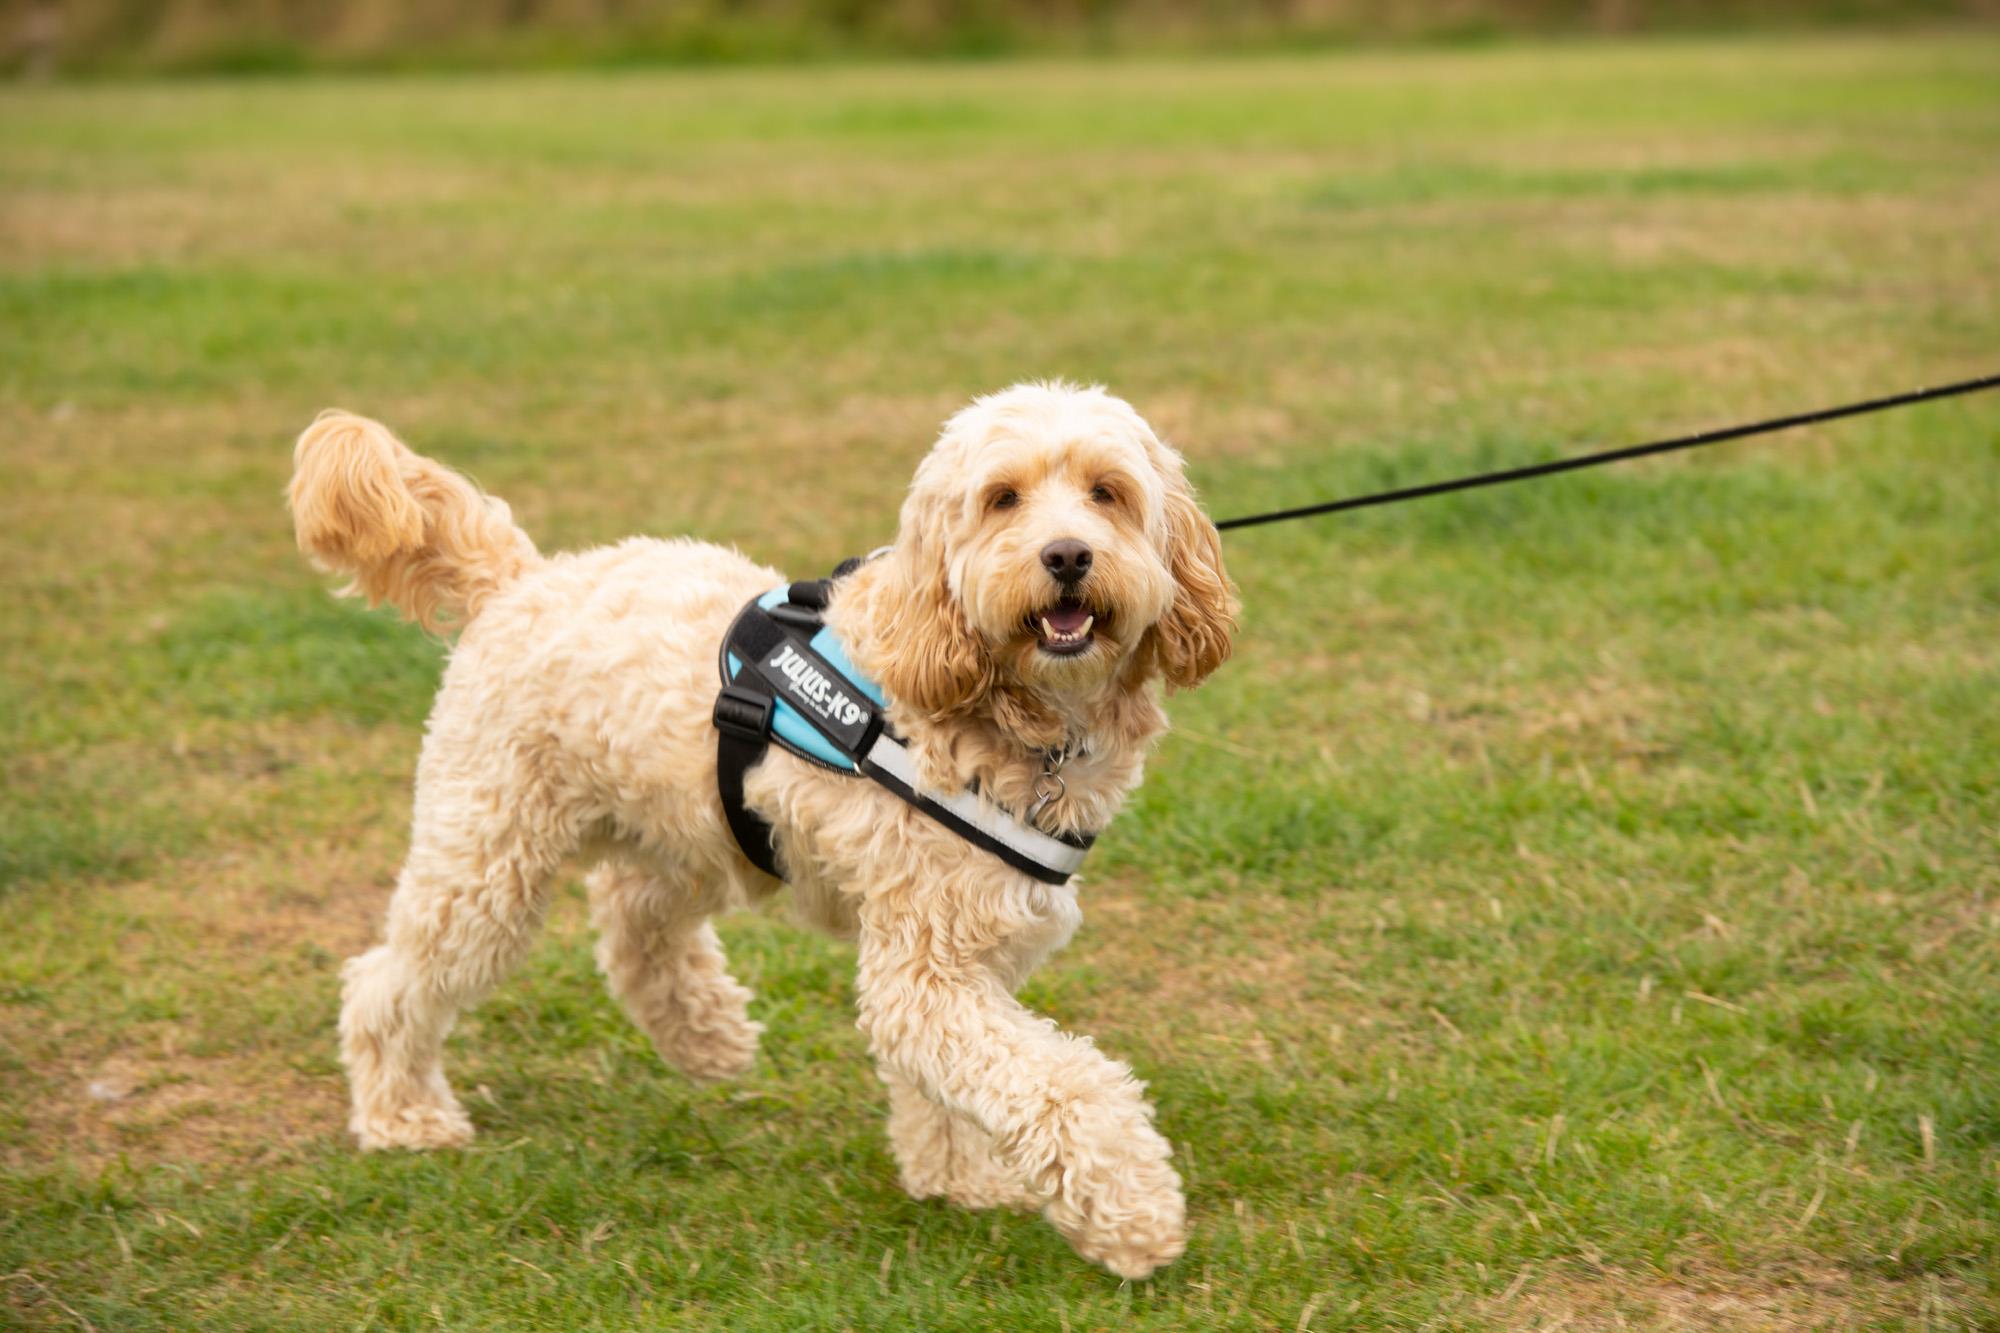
left=857, top=537, right=993, bottom=720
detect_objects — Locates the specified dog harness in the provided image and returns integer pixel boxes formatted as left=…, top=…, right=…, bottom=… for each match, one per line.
left=712, top=561, right=1094, bottom=886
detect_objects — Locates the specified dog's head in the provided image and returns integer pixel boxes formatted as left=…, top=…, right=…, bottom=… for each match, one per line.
left=862, top=383, right=1238, bottom=728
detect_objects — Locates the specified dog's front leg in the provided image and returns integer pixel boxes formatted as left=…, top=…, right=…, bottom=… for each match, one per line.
left=856, top=921, right=1186, bottom=1280
left=881, top=1067, right=1040, bottom=1212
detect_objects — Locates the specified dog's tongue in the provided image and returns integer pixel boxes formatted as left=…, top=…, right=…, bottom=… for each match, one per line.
left=1043, top=604, right=1092, bottom=636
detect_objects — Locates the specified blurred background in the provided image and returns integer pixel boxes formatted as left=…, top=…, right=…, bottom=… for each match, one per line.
left=4, top=3, right=1998, bottom=1329
left=5, top=0, right=1998, bottom=74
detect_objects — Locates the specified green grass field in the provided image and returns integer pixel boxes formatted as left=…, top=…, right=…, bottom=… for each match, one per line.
left=4, top=33, right=1999, bottom=1329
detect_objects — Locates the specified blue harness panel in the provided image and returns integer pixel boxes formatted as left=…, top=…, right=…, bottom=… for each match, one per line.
left=724, top=586, right=887, bottom=772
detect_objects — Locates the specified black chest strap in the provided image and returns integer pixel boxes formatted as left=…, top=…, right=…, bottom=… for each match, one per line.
left=713, top=684, right=785, bottom=882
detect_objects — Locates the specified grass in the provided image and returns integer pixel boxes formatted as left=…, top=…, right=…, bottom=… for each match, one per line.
left=3, top=32, right=1998, bottom=1330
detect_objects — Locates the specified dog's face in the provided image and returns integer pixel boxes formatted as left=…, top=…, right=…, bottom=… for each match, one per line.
left=868, top=383, right=1238, bottom=723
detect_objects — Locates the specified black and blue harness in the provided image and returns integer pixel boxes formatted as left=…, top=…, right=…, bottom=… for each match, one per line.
left=712, top=563, right=1094, bottom=886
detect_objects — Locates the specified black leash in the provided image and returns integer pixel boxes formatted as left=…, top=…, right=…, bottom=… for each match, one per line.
left=1213, top=373, right=2000, bottom=533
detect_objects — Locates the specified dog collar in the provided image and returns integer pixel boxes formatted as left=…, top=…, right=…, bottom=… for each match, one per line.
left=712, top=564, right=1095, bottom=886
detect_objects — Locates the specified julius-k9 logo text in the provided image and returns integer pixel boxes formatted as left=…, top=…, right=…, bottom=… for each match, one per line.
left=769, top=643, right=866, bottom=729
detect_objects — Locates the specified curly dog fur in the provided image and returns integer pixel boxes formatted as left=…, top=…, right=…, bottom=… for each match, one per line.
left=288, top=382, right=1238, bottom=1278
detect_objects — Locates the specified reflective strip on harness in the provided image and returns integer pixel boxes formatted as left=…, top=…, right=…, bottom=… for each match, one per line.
left=859, top=734, right=1091, bottom=883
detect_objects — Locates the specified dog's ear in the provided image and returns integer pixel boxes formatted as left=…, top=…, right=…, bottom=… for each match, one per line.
left=858, top=542, right=994, bottom=721
left=1147, top=465, right=1240, bottom=690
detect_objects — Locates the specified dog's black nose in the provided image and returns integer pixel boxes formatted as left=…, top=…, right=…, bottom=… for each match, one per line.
left=1040, top=539, right=1093, bottom=586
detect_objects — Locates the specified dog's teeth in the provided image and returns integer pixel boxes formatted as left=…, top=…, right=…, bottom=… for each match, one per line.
left=1039, top=613, right=1097, bottom=646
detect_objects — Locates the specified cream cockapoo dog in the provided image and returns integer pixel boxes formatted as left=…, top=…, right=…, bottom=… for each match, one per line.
left=289, top=383, right=1238, bottom=1279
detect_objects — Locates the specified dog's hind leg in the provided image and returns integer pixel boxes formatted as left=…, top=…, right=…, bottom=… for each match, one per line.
left=586, top=860, right=761, bottom=1083
left=340, top=803, right=571, bottom=1152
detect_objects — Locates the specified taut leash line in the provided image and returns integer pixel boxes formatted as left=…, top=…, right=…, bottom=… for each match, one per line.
left=1213, top=373, right=2000, bottom=533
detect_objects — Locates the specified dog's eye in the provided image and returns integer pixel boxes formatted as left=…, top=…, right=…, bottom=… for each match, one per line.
left=991, top=488, right=1019, bottom=511
left=1090, top=484, right=1115, bottom=505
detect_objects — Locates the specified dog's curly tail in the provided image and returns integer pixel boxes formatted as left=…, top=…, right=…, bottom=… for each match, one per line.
left=288, top=410, right=539, bottom=635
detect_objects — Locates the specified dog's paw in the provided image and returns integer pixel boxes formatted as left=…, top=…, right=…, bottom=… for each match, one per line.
left=1071, top=1201, right=1187, bottom=1281
left=663, top=1016, right=763, bottom=1084
left=351, top=1101, right=475, bottom=1151
left=1044, top=1139, right=1187, bottom=1280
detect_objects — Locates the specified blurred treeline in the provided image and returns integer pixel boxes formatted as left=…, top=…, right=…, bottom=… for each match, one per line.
left=5, top=0, right=1994, bottom=75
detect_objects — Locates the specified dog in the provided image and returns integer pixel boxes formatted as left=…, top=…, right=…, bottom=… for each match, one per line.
left=288, top=382, right=1238, bottom=1278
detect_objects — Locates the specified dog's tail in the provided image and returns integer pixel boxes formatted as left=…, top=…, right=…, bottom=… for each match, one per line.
left=288, top=410, right=539, bottom=634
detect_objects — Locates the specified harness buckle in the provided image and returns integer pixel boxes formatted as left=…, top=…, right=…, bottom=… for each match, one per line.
left=713, top=683, right=775, bottom=740
left=767, top=601, right=825, bottom=632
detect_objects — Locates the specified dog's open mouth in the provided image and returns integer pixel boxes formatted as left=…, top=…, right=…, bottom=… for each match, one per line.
left=1029, top=597, right=1101, bottom=656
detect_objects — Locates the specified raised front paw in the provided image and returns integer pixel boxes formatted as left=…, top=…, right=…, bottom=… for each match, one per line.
left=1042, top=1132, right=1188, bottom=1280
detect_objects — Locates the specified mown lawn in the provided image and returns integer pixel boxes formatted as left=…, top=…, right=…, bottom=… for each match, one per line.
left=3, top=33, right=1998, bottom=1330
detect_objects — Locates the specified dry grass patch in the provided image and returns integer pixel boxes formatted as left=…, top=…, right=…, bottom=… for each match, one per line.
left=1061, top=878, right=1388, bottom=1070
left=1479, top=1261, right=1979, bottom=1331
left=0, top=814, right=413, bottom=1174
left=0, top=1036, right=342, bottom=1176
